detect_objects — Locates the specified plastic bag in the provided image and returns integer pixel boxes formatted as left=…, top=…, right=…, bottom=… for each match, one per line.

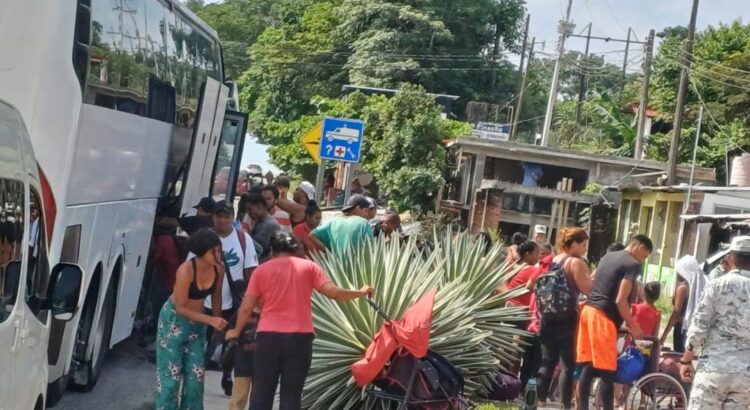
left=615, top=345, right=646, bottom=384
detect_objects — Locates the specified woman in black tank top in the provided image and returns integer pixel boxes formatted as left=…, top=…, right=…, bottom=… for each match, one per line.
left=537, top=227, right=592, bottom=409
left=155, top=229, right=229, bottom=409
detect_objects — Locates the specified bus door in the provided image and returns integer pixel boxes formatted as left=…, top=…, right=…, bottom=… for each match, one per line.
left=209, top=111, right=248, bottom=203
left=179, top=78, right=229, bottom=217
left=197, top=91, right=230, bottom=200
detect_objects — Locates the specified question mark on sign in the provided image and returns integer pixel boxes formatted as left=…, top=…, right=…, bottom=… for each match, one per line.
left=326, top=145, right=333, bottom=155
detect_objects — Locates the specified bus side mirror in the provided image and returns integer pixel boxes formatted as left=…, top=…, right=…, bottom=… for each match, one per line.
left=46, top=263, right=83, bottom=321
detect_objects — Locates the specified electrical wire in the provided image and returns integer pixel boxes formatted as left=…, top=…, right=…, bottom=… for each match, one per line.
left=656, top=54, right=750, bottom=91
left=682, top=49, right=750, bottom=75
left=602, top=0, right=630, bottom=36
left=689, top=77, right=749, bottom=154
left=250, top=60, right=514, bottom=72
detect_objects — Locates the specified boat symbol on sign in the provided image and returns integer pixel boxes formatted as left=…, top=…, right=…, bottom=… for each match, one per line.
left=325, top=126, right=360, bottom=144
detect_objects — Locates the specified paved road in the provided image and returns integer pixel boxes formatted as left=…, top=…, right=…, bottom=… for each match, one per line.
left=55, top=337, right=237, bottom=410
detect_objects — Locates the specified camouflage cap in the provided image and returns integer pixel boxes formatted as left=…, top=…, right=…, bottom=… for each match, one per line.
left=729, top=235, right=750, bottom=253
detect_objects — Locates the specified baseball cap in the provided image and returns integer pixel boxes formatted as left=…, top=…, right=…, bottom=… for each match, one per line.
left=342, top=194, right=372, bottom=213
left=193, top=197, right=216, bottom=213
left=214, top=200, right=233, bottom=214
left=534, top=224, right=548, bottom=235
left=366, top=197, right=377, bottom=209
left=297, top=181, right=316, bottom=200
left=730, top=235, right=750, bottom=253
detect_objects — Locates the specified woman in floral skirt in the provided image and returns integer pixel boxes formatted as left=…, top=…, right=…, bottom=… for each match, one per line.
left=156, top=229, right=229, bottom=410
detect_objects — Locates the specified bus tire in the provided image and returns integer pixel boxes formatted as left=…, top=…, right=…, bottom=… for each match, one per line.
left=70, top=277, right=116, bottom=391
left=45, top=374, right=68, bottom=407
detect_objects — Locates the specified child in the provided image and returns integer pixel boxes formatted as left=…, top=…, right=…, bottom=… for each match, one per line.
left=615, top=281, right=661, bottom=409
left=631, top=281, right=662, bottom=338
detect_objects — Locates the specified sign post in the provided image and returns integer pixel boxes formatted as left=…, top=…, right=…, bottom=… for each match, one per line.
left=314, top=161, right=325, bottom=203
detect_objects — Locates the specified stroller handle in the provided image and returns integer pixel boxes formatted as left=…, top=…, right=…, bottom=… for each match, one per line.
left=365, top=296, right=392, bottom=321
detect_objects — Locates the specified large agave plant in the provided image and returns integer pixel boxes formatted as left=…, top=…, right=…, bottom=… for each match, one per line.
left=303, top=230, right=529, bottom=409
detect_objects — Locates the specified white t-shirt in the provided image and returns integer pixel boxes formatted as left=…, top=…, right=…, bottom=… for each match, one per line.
left=189, top=230, right=258, bottom=311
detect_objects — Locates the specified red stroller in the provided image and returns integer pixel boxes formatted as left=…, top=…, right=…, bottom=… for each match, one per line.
left=352, top=291, right=465, bottom=410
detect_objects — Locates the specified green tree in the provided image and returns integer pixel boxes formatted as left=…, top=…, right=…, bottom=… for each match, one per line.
left=260, top=86, right=458, bottom=212
left=187, top=0, right=280, bottom=80
left=642, top=21, right=750, bottom=182
left=366, top=84, right=449, bottom=213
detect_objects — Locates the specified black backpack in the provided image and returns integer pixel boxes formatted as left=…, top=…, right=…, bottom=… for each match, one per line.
left=533, top=258, right=577, bottom=322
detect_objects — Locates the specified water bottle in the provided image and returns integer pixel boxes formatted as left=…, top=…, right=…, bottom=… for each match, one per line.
left=523, top=378, right=538, bottom=410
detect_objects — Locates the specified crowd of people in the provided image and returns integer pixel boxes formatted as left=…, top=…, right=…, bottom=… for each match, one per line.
left=149, top=177, right=402, bottom=410
left=498, top=224, right=750, bottom=410
left=147, top=171, right=750, bottom=410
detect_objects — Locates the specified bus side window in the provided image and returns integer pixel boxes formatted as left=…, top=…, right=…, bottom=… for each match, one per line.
left=0, top=178, right=25, bottom=324
left=25, top=188, right=50, bottom=321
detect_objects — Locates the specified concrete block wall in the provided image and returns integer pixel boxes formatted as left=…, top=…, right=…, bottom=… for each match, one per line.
left=471, top=189, right=502, bottom=233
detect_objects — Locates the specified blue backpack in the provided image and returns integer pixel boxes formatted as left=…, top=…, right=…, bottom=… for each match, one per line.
left=533, top=258, right=577, bottom=322
left=616, top=346, right=646, bottom=384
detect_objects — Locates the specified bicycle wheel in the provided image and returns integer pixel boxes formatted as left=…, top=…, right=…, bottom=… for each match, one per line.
left=627, top=373, right=688, bottom=410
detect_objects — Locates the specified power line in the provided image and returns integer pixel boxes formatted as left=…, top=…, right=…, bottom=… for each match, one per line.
left=689, top=77, right=749, bottom=154
left=601, top=0, right=629, bottom=37
left=660, top=55, right=750, bottom=91
left=682, top=49, right=750, bottom=75
left=249, top=60, right=515, bottom=72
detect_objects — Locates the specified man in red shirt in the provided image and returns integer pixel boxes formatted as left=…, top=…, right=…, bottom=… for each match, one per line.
left=261, top=184, right=293, bottom=234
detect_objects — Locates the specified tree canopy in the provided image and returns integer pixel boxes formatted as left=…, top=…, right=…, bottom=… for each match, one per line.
left=517, top=21, right=750, bottom=183
left=188, top=0, right=750, bottom=200
left=188, top=0, right=526, bottom=211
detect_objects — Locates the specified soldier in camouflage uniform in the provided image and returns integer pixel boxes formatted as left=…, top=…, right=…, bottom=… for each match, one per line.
left=680, top=236, right=750, bottom=409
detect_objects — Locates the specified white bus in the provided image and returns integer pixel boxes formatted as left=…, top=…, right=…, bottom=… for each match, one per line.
left=0, top=0, right=247, bottom=405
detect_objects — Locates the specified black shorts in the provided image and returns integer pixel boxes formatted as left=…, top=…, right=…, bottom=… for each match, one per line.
left=233, top=346, right=255, bottom=378
left=233, top=312, right=261, bottom=378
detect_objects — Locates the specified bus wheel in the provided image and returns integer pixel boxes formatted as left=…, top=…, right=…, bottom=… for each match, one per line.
left=71, top=278, right=116, bottom=391
left=45, top=374, right=69, bottom=407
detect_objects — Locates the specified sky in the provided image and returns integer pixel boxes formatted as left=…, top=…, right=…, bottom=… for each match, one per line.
left=525, top=0, right=750, bottom=67
left=240, top=136, right=280, bottom=174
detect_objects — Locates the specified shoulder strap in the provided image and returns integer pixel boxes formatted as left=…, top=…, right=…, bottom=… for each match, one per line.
left=191, top=258, right=197, bottom=282
left=236, top=228, right=246, bottom=261
left=559, top=256, right=580, bottom=295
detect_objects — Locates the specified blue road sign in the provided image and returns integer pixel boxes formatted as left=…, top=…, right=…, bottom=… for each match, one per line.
left=319, top=117, right=365, bottom=163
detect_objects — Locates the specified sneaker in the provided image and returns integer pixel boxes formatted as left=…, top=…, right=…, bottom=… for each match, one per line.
left=221, top=374, right=233, bottom=397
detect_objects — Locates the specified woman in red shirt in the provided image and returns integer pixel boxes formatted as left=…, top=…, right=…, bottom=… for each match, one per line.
left=293, top=200, right=322, bottom=257
left=505, top=241, right=542, bottom=307
left=226, top=232, right=374, bottom=410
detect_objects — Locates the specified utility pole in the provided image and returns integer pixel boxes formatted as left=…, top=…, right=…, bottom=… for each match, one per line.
left=490, top=21, right=502, bottom=95
left=667, top=0, right=700, bottom=185
left=576, top=23, right=592, bottom=125
left=511, top=37, right=536, bottom=141
left=634, top=29, right=655, bottom=160
left=674, top=105, right=703, bottom=261
left=541, top=0, right=575, bottom=147
left=518, top=15, right=531, bottom=77
left=622, top=28, right=632, bottom=78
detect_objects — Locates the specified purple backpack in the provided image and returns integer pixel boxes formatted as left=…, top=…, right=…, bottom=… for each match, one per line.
left=486, top=370, right=522, bottom=401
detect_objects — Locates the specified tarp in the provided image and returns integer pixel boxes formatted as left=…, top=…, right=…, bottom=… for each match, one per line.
left=351, top=290, right=436, bottom=387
